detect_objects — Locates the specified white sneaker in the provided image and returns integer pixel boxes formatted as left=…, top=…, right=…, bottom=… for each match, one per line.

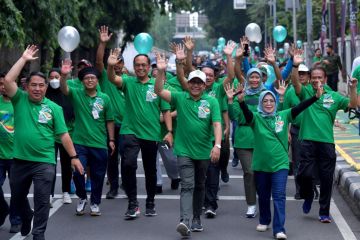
left=256, top=224, right=268, bottom=232
left=49, top=196, right=53, bottom=208
left=246, top=205, right=257, bottom=218
left=90, top=203, right=101, bottom=216
left=275, top=232, right=287, bottom=239
left=76, top=199, right=87, bottom=215
left=62, top=192, right=72, bottom=204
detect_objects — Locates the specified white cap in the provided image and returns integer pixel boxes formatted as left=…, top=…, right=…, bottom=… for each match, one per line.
left=188, top=70, right=206, bottom=83
left=298, top=64, right=309, bottom=72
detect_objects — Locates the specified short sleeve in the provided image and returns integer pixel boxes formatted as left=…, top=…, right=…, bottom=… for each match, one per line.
left=53, top=105, right=68, bottom=135
left=170, top=91, right=182, bottom=108
left=104, top=95, right=115, bottom=121
left=336, top=93, right=350, bottom=111
left=10, top=88, right=24, bottom=105
left=210, top=98, right=221, bottom=123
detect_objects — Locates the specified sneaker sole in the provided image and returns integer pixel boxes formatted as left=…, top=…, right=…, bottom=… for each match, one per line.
left=145, top=213, right=157, bottom=216
left=90, top=212, right=101, bottom=216
left=205, top=211, right=216, bottom=218
left=246, top=213, right=257, bottom=218
left=76, top=211, right=85, bottom=216
left=176, top=223, right=191, bottom=237
left=191, top=227, right=203, bottom=232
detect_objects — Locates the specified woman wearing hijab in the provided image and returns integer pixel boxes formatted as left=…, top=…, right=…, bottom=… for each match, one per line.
left=227, top=68, right=266, bottom=218
left=226, top=77, right=323, bottom=239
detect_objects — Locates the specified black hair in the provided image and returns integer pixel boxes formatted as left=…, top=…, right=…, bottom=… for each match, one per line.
left=314, top=48, right=321, bottom=52
left=48, top=68, right=61, bottom=77
left=326, top=44, right=333, bottom=49
left=0, top=72, right=6, bottom=78
left=26, top=71, right=48, bottom=84
left=133, top=54, right=150, bottom=65
left=310, top=66, right=327, bottom=77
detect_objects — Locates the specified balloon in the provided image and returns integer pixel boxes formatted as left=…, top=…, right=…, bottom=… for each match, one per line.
left=212, top=46, right=217, bottom=53
left=134, top=33, right=153, bottom=54
left=217, top=44, right=224, bottom=52
left=284, top=42, right=290, bottom=50
left=57, top=26, right=80, bottom=52
left=245, top=23, right=262, bottom=42
left=278, top=48, right=284, bottom=54
left=273, top=25, right=287, bottom=43
left=255, top=46, right=260, bottom=53
left=296, top=40, right=302, bottom=48
left=218, top=37, right=226, bottom=46
left=263, top=65, right=276, bottom=88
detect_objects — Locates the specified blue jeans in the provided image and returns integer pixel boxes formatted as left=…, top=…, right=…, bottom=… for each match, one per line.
left=255, top=169, right=288, bottom=236
left=73, top=144, right=108, bottom=205
left=0, top=159, right=21, bottom=225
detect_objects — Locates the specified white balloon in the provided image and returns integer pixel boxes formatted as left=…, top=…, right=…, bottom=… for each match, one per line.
left=58, top=26, right=80, bottom=52
left=284, top=42, right=290, bottom=49
left=245, top=23, right=262, bottom=42
left=254, top=34, right=262, bottom=43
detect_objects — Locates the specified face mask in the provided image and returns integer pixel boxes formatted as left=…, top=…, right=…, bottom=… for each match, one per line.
left=49, top=79, right=60, bottom=89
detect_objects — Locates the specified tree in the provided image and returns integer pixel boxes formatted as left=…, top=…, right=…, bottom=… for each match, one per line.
left=149, top=10, right=176, bottom=51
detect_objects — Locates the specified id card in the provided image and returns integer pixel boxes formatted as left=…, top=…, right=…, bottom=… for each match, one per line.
left=92, top=110, right=99, bottom=119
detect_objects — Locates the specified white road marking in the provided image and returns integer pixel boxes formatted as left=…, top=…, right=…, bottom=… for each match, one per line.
left=330, top=201, right=357, bottom=240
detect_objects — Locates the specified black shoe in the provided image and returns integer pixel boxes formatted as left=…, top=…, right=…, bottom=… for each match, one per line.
left=221, top=171, right=229, bottom=183
left=156, top=185, right=163, bottom=194
left=124, top=206, right=140, bottom=220
left=191, top=217, right=203, bottom=232
left=171, top=178, right=180, bottom=190
left=0, top=204, right=9, bottom=226
left=106, top=189, right=118, bottom=199
left=145, top=207, right=157, bottom=216
left=204, top=207, right=216, bottom=218
left=21, top=211, right=33, bottom=236
left=294, top=192, right=301, bottom=200
left=10, top=224, right=21, bottom=233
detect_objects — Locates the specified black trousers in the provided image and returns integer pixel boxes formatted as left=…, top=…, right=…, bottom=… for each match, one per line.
left=327, top=72, right=339, bottom=92
left=107, top=124, right=123, bottom=191
left=10, top=159, right=55, bottom=239
left=296, top=140, right=336, bottom=216
left=121, top=134, right=158, bottom=208
left=52, top=143, right=72, bottom=195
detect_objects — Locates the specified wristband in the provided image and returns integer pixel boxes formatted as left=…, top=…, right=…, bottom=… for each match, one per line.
left=70, top=155, right=79, bottom=160
left=167, top=130, right=173, bottom=134
left=109, top=139, right=115, bottom=142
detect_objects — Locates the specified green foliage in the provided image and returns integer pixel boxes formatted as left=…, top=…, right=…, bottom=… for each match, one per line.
left=149, top=10, right=176, bottom=51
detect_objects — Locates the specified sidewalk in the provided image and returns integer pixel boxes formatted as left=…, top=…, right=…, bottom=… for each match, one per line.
left=334, top=109, right=360, bottom=210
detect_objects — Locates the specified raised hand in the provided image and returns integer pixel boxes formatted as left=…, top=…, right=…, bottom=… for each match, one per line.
left=224, top=83, right=236, bottom=101
left=169, top=42, right=177, bottom=53
left=175, top=43, right=186, bottom=60
left=240, top=36, right=249, bottom=47
left=293, top=48, right=304, bottom=66
left=61, top=59, right=73, bottom=75
left=235, top=41, right=244, bottom=59
left=274, top=80, right=288, bottom=96
left=349, top=77, right=358, bottom=89
left=155, top=52, right=167, bottom=71
left=223, top=40, right=237, bottom=56
left=99, top=25, right=113, bottom=43
left=107, top=48, right=121, bottom=66
left=264, top=45, right=276, bottom=65
left=22, top=45, right=39, bottom=61
left=183, top=36, right=195, bottom=51
left=315, top=81, right=323, bottom=98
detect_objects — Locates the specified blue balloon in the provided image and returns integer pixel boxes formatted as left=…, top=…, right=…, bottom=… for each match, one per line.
left=218, top=37, right=226, bottom=46
left=263, top=65, right=276, bottom=88
left=134, top=33, right=153, bottom=54
left=217, top=44, right=224, bottom=52
left=273, top=25, right=287, bottom=43
left=296, top=40, right=302, bottom=48
left=255, top=46, right=260, bottom=53
left=278, top=48, right=284, bottom=54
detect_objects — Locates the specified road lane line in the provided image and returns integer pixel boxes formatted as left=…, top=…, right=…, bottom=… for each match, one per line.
left=335, top=144, right=360, bottom=172
left=9, top=199, right=63, bottom=240
left=330, top=201, right=357, bottom=240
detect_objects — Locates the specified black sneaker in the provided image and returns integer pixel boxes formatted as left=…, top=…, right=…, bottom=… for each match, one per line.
left=171, top=178, right=181, bottom=190
left=124, top=206, right=140, bottom=220
left=221, top=171, right=229, bottom=183
left=0, top=204, right=9, bottom=226
left=21, top=211, right=33, bottom=236
left=156, top=185, right=163, bottom=194
left=176, top=220, right=191, bottom=237
left=106, top=189, right=118, bottom=199
left=10, top=224, right=21, bottom=233
left=204, top=207, right=216, bottom=218
left=145, top=207, right=157, bottom=216
left=191, top=217, right=203, bottom=232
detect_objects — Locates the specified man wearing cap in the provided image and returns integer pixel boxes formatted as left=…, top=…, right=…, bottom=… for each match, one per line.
left=4, top=45, right=83, bottom=240
left=60, top=59, right=115, bottom=217
left=154, top=53, right=221, bottom=236
left=291, top=49, right=358, bottom=223
left=107, top=49, right=172, bottom=219
left=281, top=63, right=310, bottom=199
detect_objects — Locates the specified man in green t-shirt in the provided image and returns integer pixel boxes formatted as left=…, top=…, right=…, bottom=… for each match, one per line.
left=155, top=53, right=222, bottom=237
left=4, top=46, right=83, bottom=240
left=60, top=60, right=115, bottom=217
left=0, top=74, right=22, bottom=233
left=107, top=49, right=173, bottom=219
left=291, top=49, right=358, bottom=223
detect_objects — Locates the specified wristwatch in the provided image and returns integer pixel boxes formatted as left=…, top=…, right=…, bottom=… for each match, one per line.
left=215, top=144, right=221, bottom=149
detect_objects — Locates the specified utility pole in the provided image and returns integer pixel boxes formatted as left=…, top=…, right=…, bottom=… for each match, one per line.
left=306, top=0, right=313, bottom=65
left=273, top=0, right=277, bottom=48
left=292, top=0, right=297, bottom=43
left=329, top=0, right=337, bottom=51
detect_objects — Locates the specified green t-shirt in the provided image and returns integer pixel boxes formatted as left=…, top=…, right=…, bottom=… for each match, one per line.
left=68, top=87, right=114, bottom=149
left=250, top=109, right=292, bottom=172
left=160, top=83, right=179, bottom=139
left=298, top=84, right=349, bottom=143
left=99, top=69, right=125, bottom=125
left=11, top=89, right=67, bottom=164
left=229, top=93, right=260, bottom=149
left=0, top=96, right=14, bottom=159
left=351, top=65, right=360, bottom=94
left=171, top=92, right=221, bottom=160
left=120, top=75, right=171, bottom=141
left=282, top=86, right=302, bottom=127
left=166, top=76, right=184, bottom=92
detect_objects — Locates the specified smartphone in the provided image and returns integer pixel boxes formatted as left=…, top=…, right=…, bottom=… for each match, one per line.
left=244, top=44, right=249, bottom=57
left=347, top=74, right=353, bottom=86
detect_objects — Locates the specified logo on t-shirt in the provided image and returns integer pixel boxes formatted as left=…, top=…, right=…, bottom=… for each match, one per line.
left=0, top=111, right=14, bottom=133
left=198, top=100, right=211, bottom=119
left=275, top=115, right=284, bottom=133
left=208, top=90, right=216, bottom=97
left=322, top=94, right=334, bottom=109
left=38, top=104, right=52, bottom=123
left=146, top=85, right=158, bottom=102
left=92, top=97, right=104, bottom=119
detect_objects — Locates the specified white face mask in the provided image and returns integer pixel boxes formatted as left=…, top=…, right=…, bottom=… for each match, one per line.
left=49, top=79, right=60, bottom=89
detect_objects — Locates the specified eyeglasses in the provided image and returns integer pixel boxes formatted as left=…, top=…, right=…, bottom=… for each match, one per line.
left=134, top=63, right=148, bottom=68
left=83, top=76, right=97, bottom=81
left=262, top=99, right=275, bottom=104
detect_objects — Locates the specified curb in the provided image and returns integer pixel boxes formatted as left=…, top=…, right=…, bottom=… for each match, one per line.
left=335, top=156, right=360, bottom=209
